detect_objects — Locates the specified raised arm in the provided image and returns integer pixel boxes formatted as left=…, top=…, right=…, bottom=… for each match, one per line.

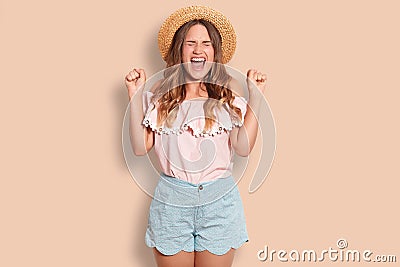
left=125, top=68, right=154, bottom=156
left=229, top=69, right=267, bottom=156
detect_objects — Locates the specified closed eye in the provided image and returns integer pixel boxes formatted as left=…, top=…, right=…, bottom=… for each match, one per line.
left=184, top=41, right=212, bottom=47
left=185, top=41, right=196, bottom=46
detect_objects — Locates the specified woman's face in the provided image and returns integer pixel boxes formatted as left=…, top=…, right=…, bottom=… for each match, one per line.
left=182, top=24, right=215, bottom=81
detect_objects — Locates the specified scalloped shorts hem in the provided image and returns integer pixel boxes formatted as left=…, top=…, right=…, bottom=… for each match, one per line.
left=146, top=238, right=249, bottom=256
left=145, top=174, right=249, bottom=256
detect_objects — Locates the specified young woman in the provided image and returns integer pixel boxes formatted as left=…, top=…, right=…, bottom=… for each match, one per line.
left=125, top=6, right=266, bottom=267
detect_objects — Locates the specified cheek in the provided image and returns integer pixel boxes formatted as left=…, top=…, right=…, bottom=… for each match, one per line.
left=181, top=47, right=188, bottom=59
left=182, top=46, right=192, bottom=58
left=206, top=47, right=215, bottom=60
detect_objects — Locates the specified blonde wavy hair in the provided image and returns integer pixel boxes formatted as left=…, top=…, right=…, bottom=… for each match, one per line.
left=151, top=19, right=242, bottom=131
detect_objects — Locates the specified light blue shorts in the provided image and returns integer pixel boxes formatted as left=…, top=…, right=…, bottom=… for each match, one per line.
left=145, top=173, right=249, bottom=255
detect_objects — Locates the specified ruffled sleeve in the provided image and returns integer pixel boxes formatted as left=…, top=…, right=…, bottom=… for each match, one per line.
left=231, top=96, right=247, bottom=126
left=142, top=91, right=160, bottom=132
left=142, top=90, right=154, bottom=114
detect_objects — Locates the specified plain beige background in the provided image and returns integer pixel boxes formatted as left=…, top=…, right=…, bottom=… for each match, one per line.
left=1, top=0, right=399, bottom=266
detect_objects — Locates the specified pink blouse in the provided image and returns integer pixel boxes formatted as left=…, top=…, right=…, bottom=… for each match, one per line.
left=142, top=91, right=247, bottom=184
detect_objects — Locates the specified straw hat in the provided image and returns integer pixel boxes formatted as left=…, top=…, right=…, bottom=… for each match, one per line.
left=158, top=6, right=236, bottom=64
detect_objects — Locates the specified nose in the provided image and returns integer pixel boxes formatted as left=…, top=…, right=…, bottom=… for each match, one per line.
left=193, top=44, right=202, bottom=54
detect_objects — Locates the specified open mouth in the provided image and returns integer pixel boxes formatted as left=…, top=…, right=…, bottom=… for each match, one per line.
left=190, top=57, right=206, bottom=70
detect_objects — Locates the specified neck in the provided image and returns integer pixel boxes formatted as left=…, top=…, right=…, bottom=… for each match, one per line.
left=184, top=82, right=208, bottom=98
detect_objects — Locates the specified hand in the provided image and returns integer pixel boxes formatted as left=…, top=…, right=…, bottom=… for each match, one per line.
left=125, top=68, right=146, bottom=100
left=246, top=69, right=267, bottom=96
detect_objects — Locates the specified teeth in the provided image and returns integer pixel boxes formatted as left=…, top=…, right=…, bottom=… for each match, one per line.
left=191, top=58, right=205, bottom=62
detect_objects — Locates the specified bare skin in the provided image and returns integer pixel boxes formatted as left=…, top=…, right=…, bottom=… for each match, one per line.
left=153, top=248, right=235, bottom=267
left=124, top=24, right=267, bottom=267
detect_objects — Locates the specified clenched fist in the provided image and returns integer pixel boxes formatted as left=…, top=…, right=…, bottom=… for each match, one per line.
left=125, top=68, right=146, bottom=100
left=247, top=69, right=267, bottom=95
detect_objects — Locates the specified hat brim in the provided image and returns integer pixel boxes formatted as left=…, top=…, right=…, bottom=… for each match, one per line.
left=158, top=6, right=236, bottom=64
